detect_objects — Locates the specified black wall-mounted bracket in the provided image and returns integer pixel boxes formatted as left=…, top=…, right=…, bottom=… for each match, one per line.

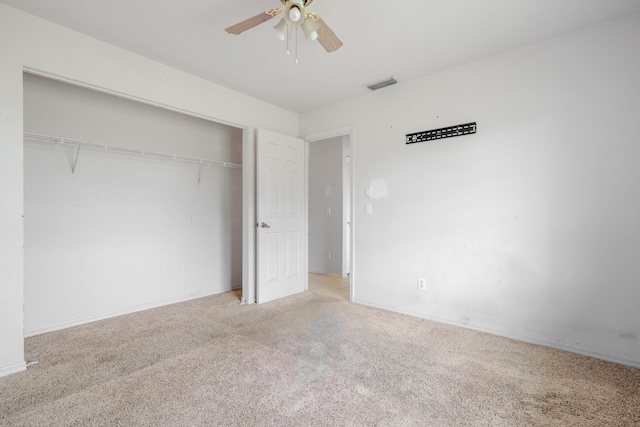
left=406, top=122, right=477, bottom=144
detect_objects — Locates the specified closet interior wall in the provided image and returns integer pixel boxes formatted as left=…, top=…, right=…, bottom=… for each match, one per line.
left=23, top=73, right=243, bottom=336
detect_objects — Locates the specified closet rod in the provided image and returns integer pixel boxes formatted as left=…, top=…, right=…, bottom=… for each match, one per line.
left=23, top=132, right=242, bottom=170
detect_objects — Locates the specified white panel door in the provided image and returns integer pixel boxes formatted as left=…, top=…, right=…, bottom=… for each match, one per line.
left=257, top=129, right=306, bottom=303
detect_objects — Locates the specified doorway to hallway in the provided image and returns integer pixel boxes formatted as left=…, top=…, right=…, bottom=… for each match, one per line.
left=308, top=134, right=351, bottom=299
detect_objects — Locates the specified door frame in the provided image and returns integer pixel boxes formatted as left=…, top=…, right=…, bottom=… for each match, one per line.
left=300, top=125, right=355, bottom=302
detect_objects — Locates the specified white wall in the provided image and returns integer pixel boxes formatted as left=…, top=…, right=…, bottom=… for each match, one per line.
left=308, top=137, right=343, bottom=275
left=0, top=58, right=25, bottom=377
left=0, top=3, right=298, bottom=377
left=300, top=13, right=640, bottom=366
left=23, top=74, right=243, bottom=335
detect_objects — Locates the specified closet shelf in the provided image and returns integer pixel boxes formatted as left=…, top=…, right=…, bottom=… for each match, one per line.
left=24, top=132, right=242, bottom=170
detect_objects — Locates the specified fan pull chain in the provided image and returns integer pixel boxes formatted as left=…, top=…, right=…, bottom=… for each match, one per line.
left=286, top=24, right=290, bottom=56
left=295, top=27, right=299, bottom=64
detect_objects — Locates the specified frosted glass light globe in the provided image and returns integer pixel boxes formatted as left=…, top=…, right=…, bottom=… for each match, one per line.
left=289, top=6, right=301, bottom=22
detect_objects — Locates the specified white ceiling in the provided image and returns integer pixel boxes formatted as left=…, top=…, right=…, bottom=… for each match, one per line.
left=3, top=0, right=640, bottom=113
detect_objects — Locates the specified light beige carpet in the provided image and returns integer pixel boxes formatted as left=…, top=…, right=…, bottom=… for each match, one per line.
left=1, top=290, right=638, bottom=426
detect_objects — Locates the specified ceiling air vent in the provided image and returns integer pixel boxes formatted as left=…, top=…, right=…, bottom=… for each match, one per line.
left=366, top=77, right=398, bottom=91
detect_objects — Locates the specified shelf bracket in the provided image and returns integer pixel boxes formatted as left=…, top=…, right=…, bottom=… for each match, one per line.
left=71, top=144, right=81, bottom=174
left=197, top=161, right=213, bottom=184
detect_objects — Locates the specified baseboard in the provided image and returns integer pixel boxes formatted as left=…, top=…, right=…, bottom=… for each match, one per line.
left=0, top=361, right=27, bottom=378
left=353, top=299, right=640, bottom=369
left=24, top=288, right=235, bottom=338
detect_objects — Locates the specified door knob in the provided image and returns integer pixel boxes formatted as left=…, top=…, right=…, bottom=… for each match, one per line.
left=259, top=222, right=271, bottom=229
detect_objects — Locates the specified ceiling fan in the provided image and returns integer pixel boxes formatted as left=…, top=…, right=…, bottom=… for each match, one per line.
left=225, top=0, right=343, bottom=56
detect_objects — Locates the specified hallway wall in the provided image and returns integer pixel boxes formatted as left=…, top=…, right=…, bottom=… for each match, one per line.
left=308, top=137, right=343, bottom=275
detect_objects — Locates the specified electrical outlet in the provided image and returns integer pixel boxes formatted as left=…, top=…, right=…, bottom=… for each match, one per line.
left=328, top=251, right=332, bottom=260
left=417, top=278, right=426, bottom=290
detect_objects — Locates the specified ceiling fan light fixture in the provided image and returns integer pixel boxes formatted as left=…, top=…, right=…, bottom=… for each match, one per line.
left=226, top=0, right=342, bottom=55
left=301, top=16, right=320, bottom=40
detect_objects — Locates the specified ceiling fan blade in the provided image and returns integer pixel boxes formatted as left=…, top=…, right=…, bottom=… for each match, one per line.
left=225, top=9, right=282, bottom=35
left=315, top=15, right=343, bottom=53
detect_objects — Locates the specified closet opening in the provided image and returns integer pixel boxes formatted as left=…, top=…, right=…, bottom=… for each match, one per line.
left=23, top=72, right=243, bottom=336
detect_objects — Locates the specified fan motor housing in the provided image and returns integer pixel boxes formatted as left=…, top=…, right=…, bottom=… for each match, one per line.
left=280, top=0, right=314, bottom=6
